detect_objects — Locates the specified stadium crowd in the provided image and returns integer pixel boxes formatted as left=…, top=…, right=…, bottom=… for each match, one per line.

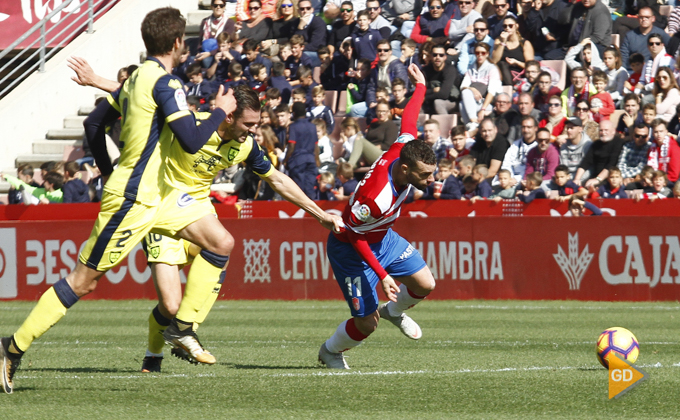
left=5, top=0, right=680, bottom=205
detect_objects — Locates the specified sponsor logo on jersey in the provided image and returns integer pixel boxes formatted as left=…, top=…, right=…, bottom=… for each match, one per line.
left=193, top=155, right=221, bottom=172
left=174, top=88, right=188, bottom=110
left=399, top=244, right=415, bottom=260
left=356, top=204, right=371, bottom=221
left=177, top=193, right=196, bottom=208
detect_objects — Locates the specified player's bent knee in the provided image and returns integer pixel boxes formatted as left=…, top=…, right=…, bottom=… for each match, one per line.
left=354, top=311, right=380, bottom=336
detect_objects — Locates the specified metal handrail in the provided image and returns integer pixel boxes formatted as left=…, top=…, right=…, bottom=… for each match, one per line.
left=0, top=0, right=119, bottom=99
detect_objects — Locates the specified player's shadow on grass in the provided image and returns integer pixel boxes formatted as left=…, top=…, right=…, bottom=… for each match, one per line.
left=227, top=363, right=318, bottom=370
left=29, top=367, right=137, bottom=374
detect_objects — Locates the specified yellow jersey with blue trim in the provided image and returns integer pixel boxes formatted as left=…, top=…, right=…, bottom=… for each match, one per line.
left=163, top=114, right=275, bottom=199
left=105, top=57, right=191, bottom=206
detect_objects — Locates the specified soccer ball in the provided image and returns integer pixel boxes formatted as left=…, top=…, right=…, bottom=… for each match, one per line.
left=596, top=327, right=640, bottom=368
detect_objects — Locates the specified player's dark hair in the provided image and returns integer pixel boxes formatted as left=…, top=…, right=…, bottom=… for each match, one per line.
left=141, top=7, right=186, bottom=57
left=400, top=140, right=436, bottom=168
left=232, top=85, right=261, bottom=120
left=43, top=171, right=64, bottom=190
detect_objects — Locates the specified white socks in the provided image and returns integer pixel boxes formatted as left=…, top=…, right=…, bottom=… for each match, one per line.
left=386, top=284, right=425, bottom=317
left=325, top=319, right=366, bottom=353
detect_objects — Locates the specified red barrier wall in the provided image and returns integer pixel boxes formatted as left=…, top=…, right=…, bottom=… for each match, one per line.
left=2, top=200, right=680, bottom=301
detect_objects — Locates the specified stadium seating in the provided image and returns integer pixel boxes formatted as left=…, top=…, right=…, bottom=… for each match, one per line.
left=611, top=34, right=620, bottom=48
left=429, top=114, right=458, bottom=135
left=325, top=90, right=338, bottom=114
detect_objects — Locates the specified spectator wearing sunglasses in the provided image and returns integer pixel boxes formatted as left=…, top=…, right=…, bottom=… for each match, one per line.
left=456, top=18, right=493, bottom=75
left=197, top=0, right=236, bottom=68
left=366, top=0, right=393, bottom=39
left=366, top=40, right=409, bottom=113
left=327, top=1, right=357, bottom=56
left=447, top=0, right=481, bottom=46
left=235, top=0, right=274, bottom=43
left=635, top=34, right=673, bottom=104
left=619, top=7, right=669, bottom=71
left=410, top=0, right=453, bottom=44
left=617, top=123, right=651, bottom=183
left=294, top=0, right=328, bottom=65
left=487, top=0, right=517, bottom=40
left=423, top=43, right=463, bottom=115
left=260, top=0, right=299, bottom=56
left=459, top=43, right=501, bottom=129
left=491, top=16, right=533, bottom=86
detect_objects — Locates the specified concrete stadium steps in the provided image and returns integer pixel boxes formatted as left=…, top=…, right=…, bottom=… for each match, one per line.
left=15, top=154, right=65, bottom=169
left=46, top=128, right=84, bottom=140
left=63, top=115, right=87, bottom=128
left=33, top=140, right=82, bottom=155
left=79, top=105, right=95, bottom=116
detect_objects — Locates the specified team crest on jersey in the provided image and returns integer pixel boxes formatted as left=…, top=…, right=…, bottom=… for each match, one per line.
left=109, top=251, right=121, bottom=264
left=174, top=88, right=188, bottom=111
left=355, top=203, right=371, bottom=221
left=177, top=193, right=196, bottom=208
left=193, top=155, right=221, bottom=172
left=227, top=147, right=239, bottom=161
left=352, top=297, right=361, bottom=311
left=149, top=246, right=160, bottom=259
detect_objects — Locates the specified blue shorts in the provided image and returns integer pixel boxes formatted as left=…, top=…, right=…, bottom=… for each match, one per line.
left=327, top=229, right=427, bottom=317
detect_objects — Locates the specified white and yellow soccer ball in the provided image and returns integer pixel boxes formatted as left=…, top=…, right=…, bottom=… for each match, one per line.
left=596, top=327, right=640, bottom=368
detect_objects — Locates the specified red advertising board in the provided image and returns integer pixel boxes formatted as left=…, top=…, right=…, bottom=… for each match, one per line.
left=0, top=0, right=118, bottom=50
left=2, top=200, right=680, bottom=302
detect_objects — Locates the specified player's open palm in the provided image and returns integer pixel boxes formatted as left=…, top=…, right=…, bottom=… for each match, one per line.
left=380, top=275, right=399, bottom=302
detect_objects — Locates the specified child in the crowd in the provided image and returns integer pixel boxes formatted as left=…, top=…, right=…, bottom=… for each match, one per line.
left=366, top=87, right=389, bottom=122
left=624, top=165, right=655, bottom=192
left=471, top=164, right=493, bottom=197
left=590, top=70, right=615, bottom=122
left=399, top=38, right=418, bottom=67
left=569, top=197, right=603, bottom=216
left=315, top=172, right=336, bottom=200
left=337, top=116, right=361, bottom=160
left=638, top=170, right=672, bottom=200
left=207, top=32, right=238, bottom=81
left=448, top=125, right=474, bottom=161
left=312, top=118, right=334, bottom=166
left=517, top=171, right=547, bottom=203
left=187, top=95, right=201, bottom=112
left=333, top=162, right=358, bottom=201
left=269, top=61, right=293, bottom=104
left=423, top=159, right=462, bottom=200
left=292, top=88, right=307, bottom=104
left=286, top=35, right=313, bottom=84
left=7, top=164, right=38, bottom=204
left=672, top=182, right=680, bottom=199
left=1, top=170, right=64, bottom=204
left=172, top=45, right=195, bottom=83
left=279, top=43, right=293, bottom=77
left=591, top=167, right=628, bottom=199
left=296, top=65, right=318, bottom=106
left=642, top=103, right=656, bottom=127
left=264, top=88, right=282, bottom=108
left=208, top=93, right=217, bottom=112
left=548, top=164, right=587, bottom=201
left=389, top=78, right=409, bottom=119
left=460, top=175, right=482, bottom=201
left=185, top=62, right=218, bottom=109
left=623, top=53, right=645, bottom=94
left=456, top=154, right=476, bottom=180
left=307, top=85, right=334, bottom=134
left=347, top=58, right=372, bottom=117
left=248, top=62, right=269, bottom=95
left=602, top=46, right=628, bottom=105
left=490, top=169, right=517, bottom=201
left=223, top=62, right=248, bottom=90
left=62, top=161, right=90, bottom=203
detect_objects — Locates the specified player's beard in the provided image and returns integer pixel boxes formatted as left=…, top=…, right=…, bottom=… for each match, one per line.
left=406, top=172, right=429, bottom=191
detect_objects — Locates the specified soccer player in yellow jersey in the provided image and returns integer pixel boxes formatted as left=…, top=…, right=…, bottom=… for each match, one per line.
left=0, top=7, right=242, bottom=394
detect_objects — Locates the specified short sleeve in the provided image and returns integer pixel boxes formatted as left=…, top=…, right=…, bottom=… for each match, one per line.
left=245, top=141, right=275, bottom=177
left=107, top=87, right=122, bottom=112
left=153, top=74, right=192, bottom=123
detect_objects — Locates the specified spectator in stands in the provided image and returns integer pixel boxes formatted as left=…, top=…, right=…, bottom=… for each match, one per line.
left=561, top=0, right=612, bottom=60
left=524, top=0, right=569, bottom=60
left=618, top=122, right=651, bottom=184
left=62, top=161, right=90, bottom=203
left=206, top=33, right=239, bottom=81
left=636, top=34, right=673, bottom=104
left=400, top=38, right=419, bottom=67
left=459, top=43, right=500, bottom=130
left=275, top=103, right=292, bottom=146
left=492, top=16, right=534, bottom=85
left=559, top=116, right=592, bottom=178
left=365, top=100, right=399, bottom=150
left=422, top=119, right=452, bottom=162
left=197, top=0, right=236, bottom=68
left=470, top=117, right=508, bottom=181
left=448, top=125, right=474, bottom=161
left=352, top=10, right=383, bottom=61
left=617, top=93, right=644, bottom=138
left=270, top=61, right=293, bottom=104
left=448, top=0, right=482, bottom=46
left=7, top=164, right=38, bottom=205
left=640, top=170, right=672, bottom=200
left=534, top=71, right=563, bottom=115
left=421, top=159, right=462, bottom=200
left=260, top=0, right=299, bottom=56
left=539, top=96, right=567, bottom=140
left=223, top=62, right=248, bottom=90
left=249, top=62, right=269, bottom=94
left=2, top=171, right=63, bottom=204
left=565, top=39, right=604, bottom=74
left=561, top=67, right=597, bottom=117
left=490, top=169, right=517, bottom=201
left=501, top=115, right=538, bottom=184
left=423, top=43, right=462, bottom=115
left=380, top=0, right=422, bottom=30
left=653, top=67, right=680, bottom=122
left=172, top=46, right=195, bottom=83
left=647, top=118, right=680, bottom=183
left=517, top=171, right=547, bottom=202
left=333, top=162, right=358, bottom=201
left=283, top=102, right=319, bottom=198
left=525, top=127, right=559, bottom=182
left=417, top=40, right=435, bottom=69
left=312, top=118, right=334, bottom=166
left=295, top=65, right=318, bottom=105
left=574, top=120, right=624, bottom=188
left=488, top=0, right=517, bottom=39
left=456, top=18, right=494, bottom=75
left=185, top=62, right=218, bottom=110
left=327, top=1, right=356, bottom=56
left=294, top=0, right=328, bottom=64
left=323, top=39, right=356, bottom=91
left=620, top=7, right=669, bottom=71
left=492, top=92, right=521, bottom=144
left=347, top=58, right=373, bottom=117
left=366, top=0, right=392, bottom=39
left=514, top=60, right=542, bottom=94
left=241, top=39, right=273, bottom=82
left=236, top=0, right=273, bottom=43
left=410, top=0, right=452, bottom=44
left=307, top=85, right=334, bottom=134
left=589, top=70, right=615, bottom=122
left=389, top=78, right=409, bottom=119
left=573, top=100, right=600, bottom=141
left=517, top=92, right=543, bottom=122
left=286, top=35, right=314, bottom=83
left=613, top=1, right=667, bottom=38
left=365, top=40, right=408, bottom=114
left=667, top=8, right=680, bottom=37
left=602, top=47, right=629, bottom=105
left=624, top=53, right=645, bottom=92
left=339, top=117, right=371, bottom=164
left=590, top=167, right=628, bottom=199
left=547, top=164, right=587, bottom=201
left=668, top=103, right=680, bottom=136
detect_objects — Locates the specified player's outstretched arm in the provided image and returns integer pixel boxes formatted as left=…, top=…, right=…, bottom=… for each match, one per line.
left=400, top=64, right=427, bottom=137
left=264, top=169, right=343, bottom=232
left=68, top=56, right=121, bottom=93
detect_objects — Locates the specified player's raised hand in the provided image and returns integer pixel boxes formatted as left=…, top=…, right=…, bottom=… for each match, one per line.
left=216, top=85, right=238, bottom=116
left=380, top=275, right=399, bottom=303
left=68, top=56, right=96, bottom=87
left=408, top=64, right=426, bottom=86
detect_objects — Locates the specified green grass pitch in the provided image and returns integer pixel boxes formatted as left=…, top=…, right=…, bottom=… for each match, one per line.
left=2, top=299, right=679, bottom=419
